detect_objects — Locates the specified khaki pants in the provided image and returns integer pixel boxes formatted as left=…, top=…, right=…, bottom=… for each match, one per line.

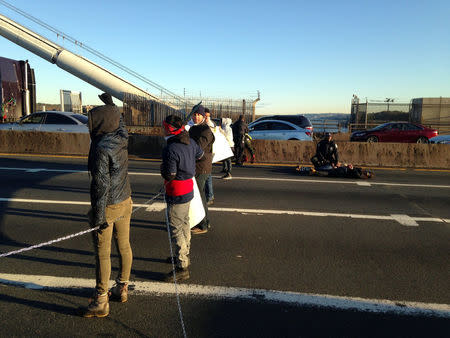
left=167, top=201, right=191, bottom=269
left=89, top=197, right=133, bottom=294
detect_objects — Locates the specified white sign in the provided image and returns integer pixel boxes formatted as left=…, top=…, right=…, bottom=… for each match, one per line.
left=189, top=177, right=206, bottom=228
left=212, top=128, right=234, bottom=163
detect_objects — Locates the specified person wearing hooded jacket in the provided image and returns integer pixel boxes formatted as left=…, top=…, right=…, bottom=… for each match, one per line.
left=161, top=115, right=204, bottom=282
left=188, top=105, right=215, bottom=234
left=83, top=93, right=132, bottom=318
left=232, top=114, right=248, bottom=165
left=220, top=117, right=234, bottom=179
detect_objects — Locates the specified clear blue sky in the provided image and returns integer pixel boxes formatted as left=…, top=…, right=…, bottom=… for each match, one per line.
left=0, top=0, right=449, bottom=114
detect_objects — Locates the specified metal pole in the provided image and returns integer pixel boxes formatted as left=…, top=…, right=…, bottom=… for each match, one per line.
left=252, top=90, right=260, bottom=122
left=365, top=98, right=368, bottom=129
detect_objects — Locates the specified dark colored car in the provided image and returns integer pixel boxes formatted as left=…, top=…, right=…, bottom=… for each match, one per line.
left=253, top=114, right=313, bottom=135
left=350, top=122, right=438, bottom=143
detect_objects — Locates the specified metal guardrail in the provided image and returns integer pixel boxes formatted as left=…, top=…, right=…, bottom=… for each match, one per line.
left=311, top=120, right=348, bottom=133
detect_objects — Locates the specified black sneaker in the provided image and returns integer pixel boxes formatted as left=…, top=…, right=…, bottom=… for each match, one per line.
left=164, top=267, right=190, bottom=282
left=222, top=173, right=232, bottom=180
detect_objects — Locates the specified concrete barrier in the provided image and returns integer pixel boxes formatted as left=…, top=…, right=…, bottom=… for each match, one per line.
left=0, top=130, right=91, bottom=156
left=0, top=130, right=449, bottom=169
left=251, top=139, right=450, bottom=168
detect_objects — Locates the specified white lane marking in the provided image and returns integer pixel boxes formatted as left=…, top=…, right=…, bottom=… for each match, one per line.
left=0, top=198, right=448, bottom=225
left=0, top=273, right=448, bottom=318
left=391, top=214, right=419, bottom=227
left=227, top=176, right=450, bottom=189
left=0, top=166, right=449, bottom=189
left=146, top=202, right=166, bottom=212
left=0, top=167, right=159, bottom=176
left=0, top=167, right=86, bottom=173
left=0, top=198, right=152, bottom=209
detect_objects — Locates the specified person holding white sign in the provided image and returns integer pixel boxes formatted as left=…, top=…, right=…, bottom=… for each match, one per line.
left=204, top=108, right=215, bottom=205
left=220, top=117, right=234, bottom=179
left=188, top=105, right=215, bottom=235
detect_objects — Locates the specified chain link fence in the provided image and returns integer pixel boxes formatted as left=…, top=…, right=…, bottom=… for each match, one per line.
left=350, top=98, right=450, bottom=133
left=123, top=94, right=255, bottom=127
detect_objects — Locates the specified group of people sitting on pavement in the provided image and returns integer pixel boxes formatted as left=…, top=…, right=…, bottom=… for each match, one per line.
left=297, top=132, right=374, bottom=179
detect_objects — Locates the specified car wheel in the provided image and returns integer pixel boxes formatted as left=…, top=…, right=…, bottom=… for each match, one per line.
left=416, top=137, right=429, bottom=144
left=367, top=136, right=378, bottom=143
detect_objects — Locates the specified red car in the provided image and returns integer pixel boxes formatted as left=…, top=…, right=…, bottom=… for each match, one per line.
left=350, top=122, right=438, bottom=143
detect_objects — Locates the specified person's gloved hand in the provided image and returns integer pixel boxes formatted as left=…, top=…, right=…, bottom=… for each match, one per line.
left=97, top=222, right=109, bottom=234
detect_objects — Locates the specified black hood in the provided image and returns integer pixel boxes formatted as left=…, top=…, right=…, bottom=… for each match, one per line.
left=88, top=105, right=121, bottom=139
left=98, top=93, right=115, bottom=105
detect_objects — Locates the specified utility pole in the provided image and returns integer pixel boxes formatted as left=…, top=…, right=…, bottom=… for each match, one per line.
left=252, top=90, right=260, bottom=122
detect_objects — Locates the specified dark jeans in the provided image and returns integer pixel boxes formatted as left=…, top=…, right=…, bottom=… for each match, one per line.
left=222, top=158, right=232, bottom=173
left=205, top=174, right=214, bottom=201
left=195, top=173, right=210, bottom=230
left=234, top=140, right=244, bottom=164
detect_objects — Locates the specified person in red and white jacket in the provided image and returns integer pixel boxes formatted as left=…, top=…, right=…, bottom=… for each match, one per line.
left=161, top=115, right=204, bottom=282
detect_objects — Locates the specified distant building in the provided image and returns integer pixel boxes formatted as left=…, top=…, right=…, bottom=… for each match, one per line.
left=60, top=89, right=82, bottom=115
left=0, top=56, right=36, bottom=121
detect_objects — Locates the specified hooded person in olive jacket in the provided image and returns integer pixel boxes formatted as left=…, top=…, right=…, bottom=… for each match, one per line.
left=188, top=105, right=215, bottom=234
left=83, top=93, right=133, bottom=318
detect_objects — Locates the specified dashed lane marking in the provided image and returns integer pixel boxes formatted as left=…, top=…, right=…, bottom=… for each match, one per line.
left=391, top=214, right=419, bottom=227
left=0, top=273, right=448, bottom=318
left=0, top=167, right=449, bottom=189
left=1, top=198, right=449, bottom=226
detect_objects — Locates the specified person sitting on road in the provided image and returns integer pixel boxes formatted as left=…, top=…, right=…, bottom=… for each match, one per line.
left=297, top=163, right=374, bottom=179
left=311, top=132, right=339, bottom=170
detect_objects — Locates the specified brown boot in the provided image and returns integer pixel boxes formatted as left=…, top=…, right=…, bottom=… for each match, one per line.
left=109, top=281, right=128, bottom=303
left=82, top=292, right=109, bottom=318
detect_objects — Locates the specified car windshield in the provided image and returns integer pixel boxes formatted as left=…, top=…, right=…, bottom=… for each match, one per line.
left=256, top=115, right=312, bottom=128
left=371, top=123, right=390, bottom=131
left=71, top=114, right=88, bottom=124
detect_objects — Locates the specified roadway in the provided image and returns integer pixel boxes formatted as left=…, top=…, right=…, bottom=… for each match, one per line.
left=0, top=154, right=449, bottom=337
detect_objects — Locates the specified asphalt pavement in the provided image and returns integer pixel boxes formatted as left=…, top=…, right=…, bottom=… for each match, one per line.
left=0, top=155, right=449, bottom=337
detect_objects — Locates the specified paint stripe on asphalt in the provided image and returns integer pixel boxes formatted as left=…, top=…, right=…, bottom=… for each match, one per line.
left=0, top=166, right=449, bottom=189
left=0, top=198, right=153, bottom=209
left=0, top=273, right=448, bottom=318
left=391, top=214, right=419, bottom=227
left=1, top=198, right=449, bottom=225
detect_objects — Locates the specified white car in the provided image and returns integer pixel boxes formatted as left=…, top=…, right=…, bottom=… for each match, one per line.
left=0, top=111, right=89, bottom=133
left=248, top=119, right=313, bottom=141
left=429, top=135, right=450, bottom=144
